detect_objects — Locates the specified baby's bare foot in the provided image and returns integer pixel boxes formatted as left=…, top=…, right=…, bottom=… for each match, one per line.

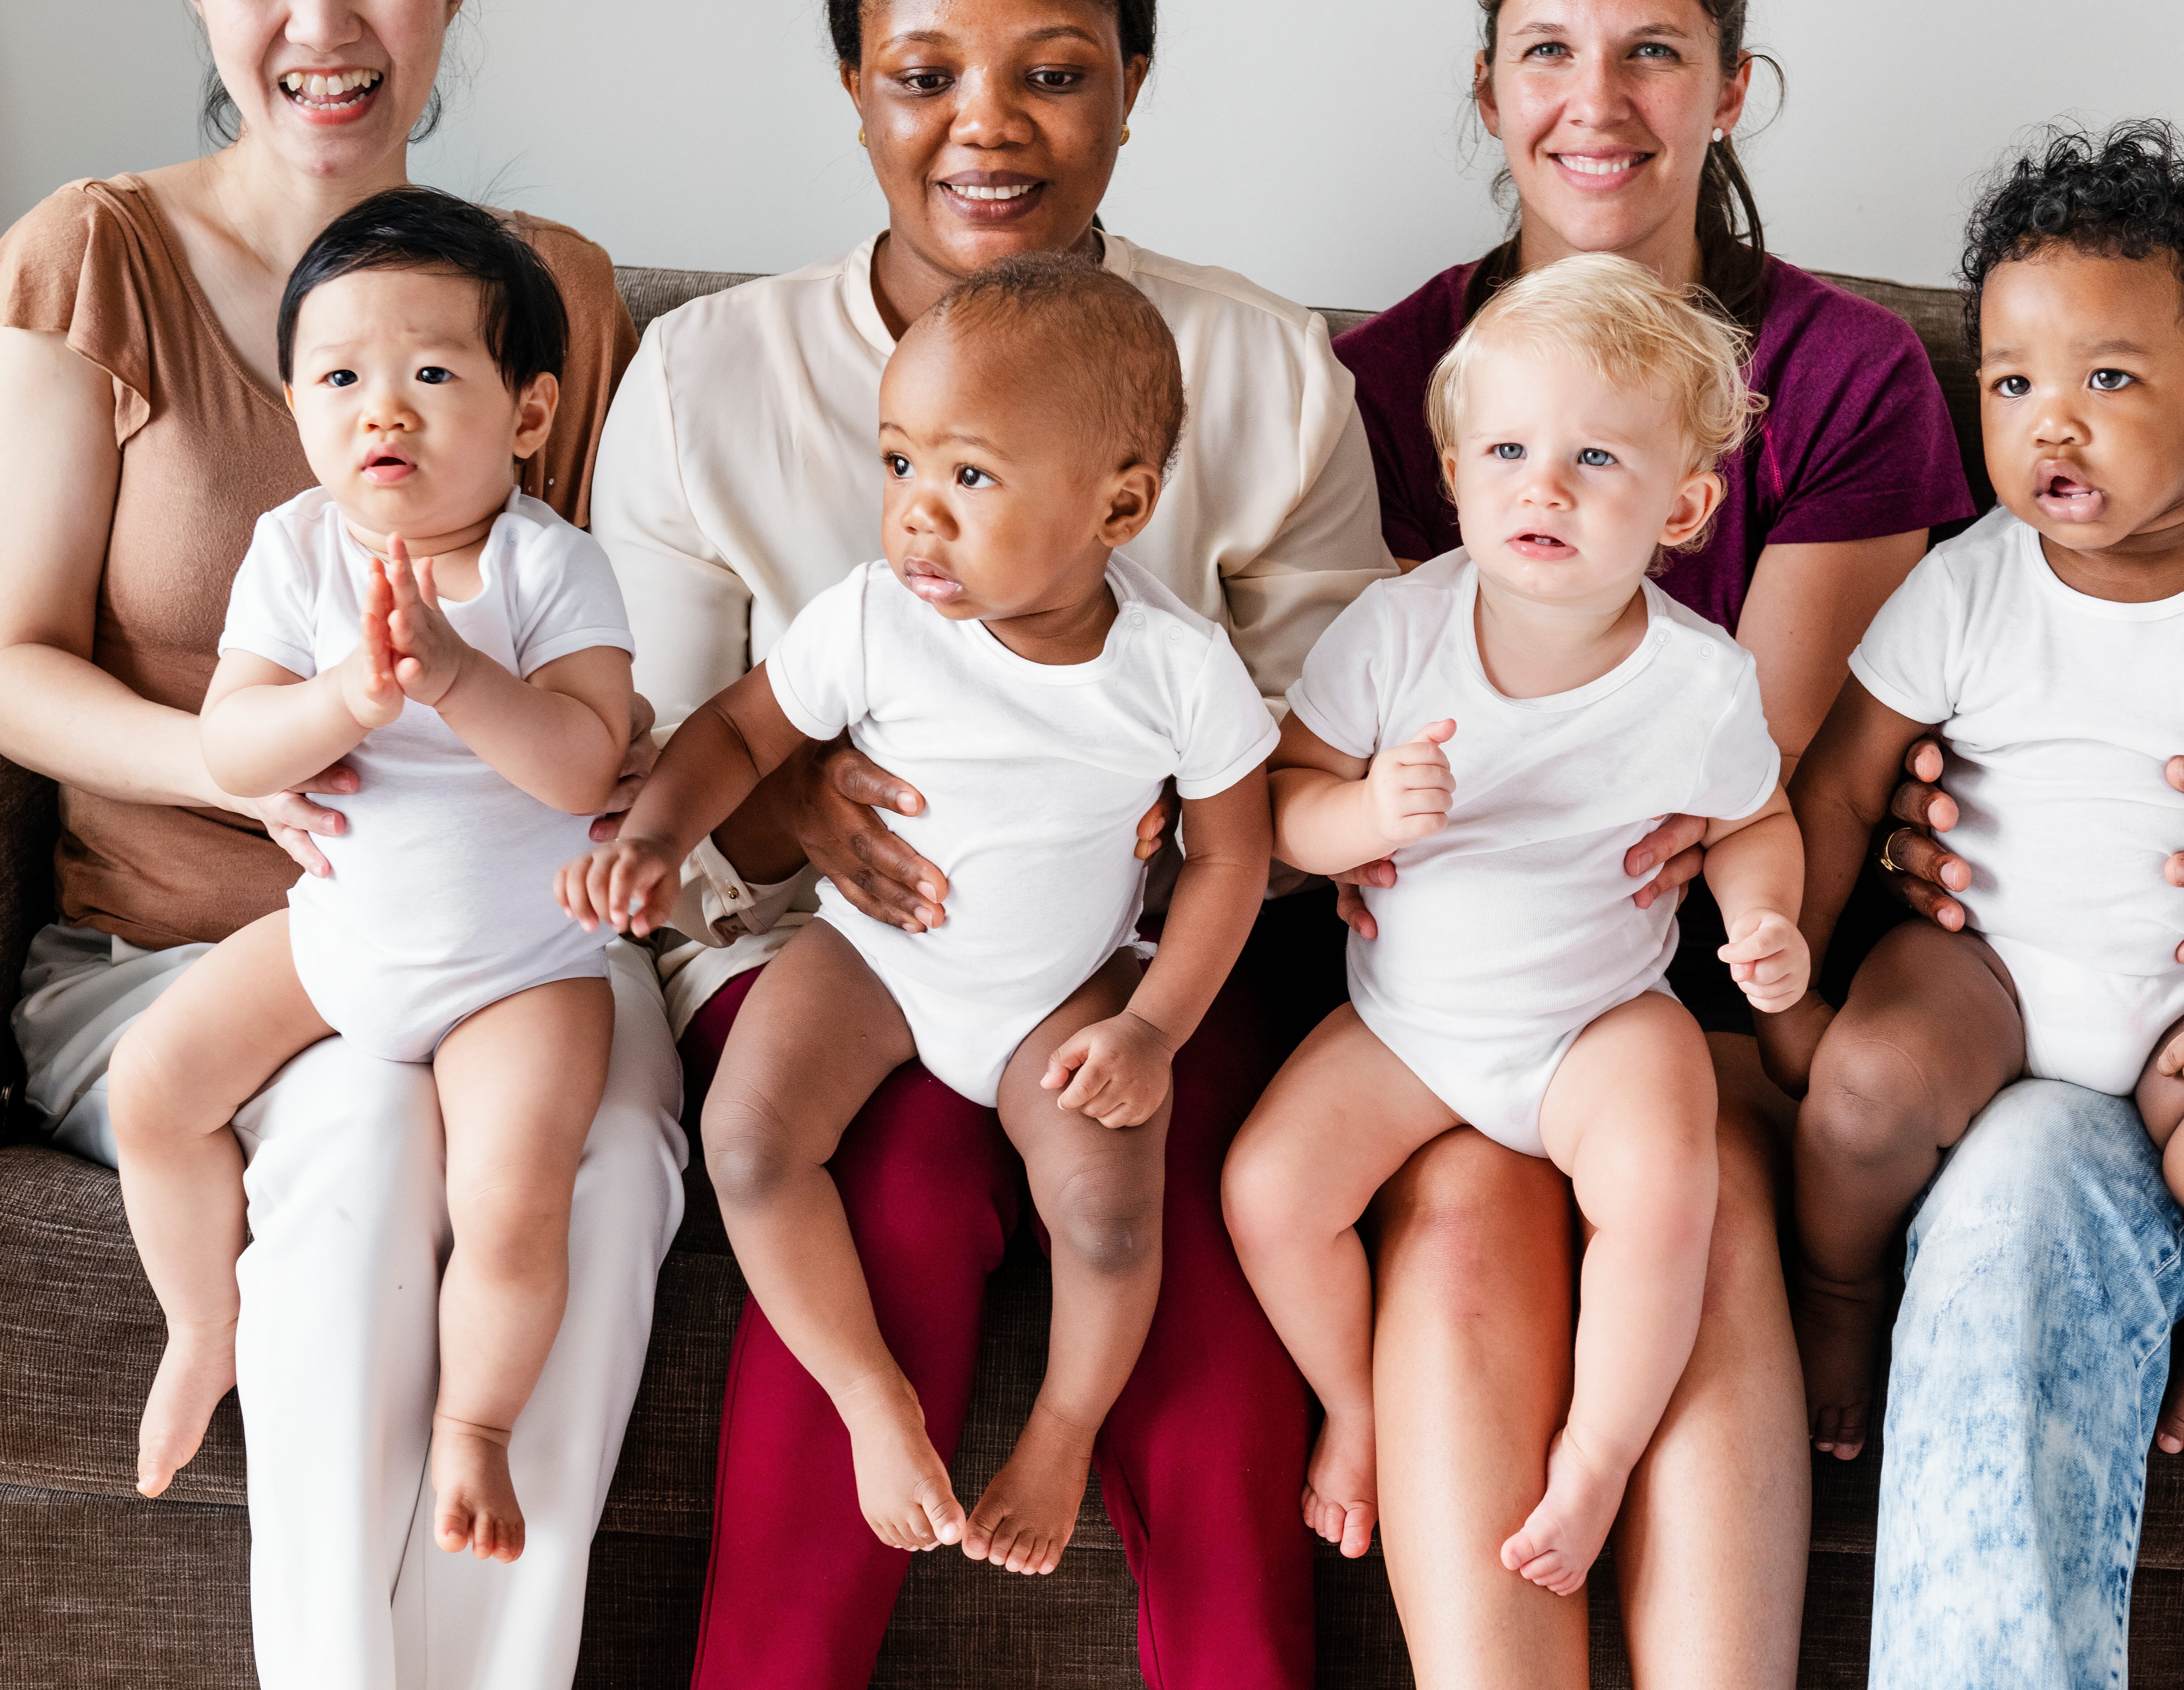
left=1792, top=1265, right=1891, bottom=1460
left=432, top=1415, right=524, bottom=1563
left=1302, top=1408, right=1377, bottom=1559
left=1499, top=1430, right=1629, bottom=1597
left=137, top=1318, right=238, bottom=1498
left=963, top=1400, right=1096, bottom=1576
left=837, top=1374, right=966, bottom=1553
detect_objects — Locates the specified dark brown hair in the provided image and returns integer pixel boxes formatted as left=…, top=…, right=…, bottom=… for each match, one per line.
left=827, top=0, right=1155, bottom=66
left=1475, top=0, right=1774, bottom=332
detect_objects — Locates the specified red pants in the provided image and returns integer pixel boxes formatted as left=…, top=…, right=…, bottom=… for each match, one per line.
left=681, top=904, right=1336, bottom=1689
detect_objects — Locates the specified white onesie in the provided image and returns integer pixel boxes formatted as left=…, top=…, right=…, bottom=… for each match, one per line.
left=1288, top=552, right=1781, bottom=1156
left=1849, top=505, right=2184, bottom=1095
left=218, top=487, right=635, bottom=1062
left=762, top=555, right=1278, bottom=1107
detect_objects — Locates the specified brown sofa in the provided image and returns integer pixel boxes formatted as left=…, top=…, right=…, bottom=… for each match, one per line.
left=3, top=263, right=2179, bottom=1689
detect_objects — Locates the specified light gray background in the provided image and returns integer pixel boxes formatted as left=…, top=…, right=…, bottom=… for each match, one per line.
left=5, top=1, right=2181, bottom=309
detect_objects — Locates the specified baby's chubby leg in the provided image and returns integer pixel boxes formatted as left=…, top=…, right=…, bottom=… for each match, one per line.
left=700, top=921, right=962, bottom=1553
left=1506, top=992, right=1717, bottom=1597
left=1221, top=1005, right=1459, bottom=1560
left=1794, top=923, right=2022, bottom=1459
left=428, top=974, right=614, bottom=1563
left=2134, top=1012, right=2184, bottom=1206
left=106, top=910, right=333, bottom=1498
left=966, top=953, right=1172, bottom=1576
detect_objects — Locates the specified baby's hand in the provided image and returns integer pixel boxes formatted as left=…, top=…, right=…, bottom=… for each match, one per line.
left=339, top=559, right=407, bottom=730
left=1720, top=907, right=1810, bottom=1015
left=557, top=836, right=680, bottom=937
left=1363, top=718, right=1456, bottom=851
left=1042, top=1010, right=1173, bottom=1129
left=383, top=534, right=471, bottom=708
left=1757, top=990, right=1835, bottom=1099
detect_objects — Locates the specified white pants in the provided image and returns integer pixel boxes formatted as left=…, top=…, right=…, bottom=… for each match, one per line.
left=12, top=924, right=687, bottom=1690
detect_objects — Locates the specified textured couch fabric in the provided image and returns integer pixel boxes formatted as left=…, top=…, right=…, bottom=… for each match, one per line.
left=3, top=261, right=2180, bottom=1689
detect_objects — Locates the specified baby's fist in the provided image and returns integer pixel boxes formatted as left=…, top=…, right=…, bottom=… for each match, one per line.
left=557, top=836, right=678, bottom=937
left=1365, top=719, right=1456, bottom=850
left=1719, top=908, right=1809, bottom=1016
left=1042, top=1010, right=1173, bottom=1129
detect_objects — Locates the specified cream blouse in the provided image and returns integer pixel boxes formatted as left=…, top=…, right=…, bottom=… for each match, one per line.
left=590, top=230, right=1395, bottom=1028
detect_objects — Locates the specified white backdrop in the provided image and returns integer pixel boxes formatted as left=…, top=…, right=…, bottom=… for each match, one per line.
left=5, top=1, right=2183, bottom=310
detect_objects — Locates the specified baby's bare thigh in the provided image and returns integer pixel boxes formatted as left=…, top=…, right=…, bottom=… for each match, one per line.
left=1226, top=1005, right=1463, bottom=1228
left=434, top=976, right=615, bottom=1195
left=702, top=921, right=917, bottom=1166
left=1539, top=993, right=1716, bottom=1207
left=996, top=951, right=1160, bottom=1195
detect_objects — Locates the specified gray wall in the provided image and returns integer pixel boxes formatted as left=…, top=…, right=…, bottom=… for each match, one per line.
left=5, top=1, right=2182, bottom=310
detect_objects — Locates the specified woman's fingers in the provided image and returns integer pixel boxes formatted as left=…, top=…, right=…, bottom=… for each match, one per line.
left=827, top=740, right=927, bottom=818
left=1334, top=880, right=1378, bottom=940
left=1884, top=867, right=1966, bottom=933
left=1624, top=812, right=1708, bottom=881
left=265, top=818, right=333, bottom=878
left=1629, top=844, right=1704, bottom=912
left=1889, top=776, right=1959, bottom=836
left=1883, top=826, right=1970, bottom=894
left=1902, top=736, right=1945, bottom=786
left=1133, top=782, right=1177, bottom=863
left=840, top=817, right=949, bottom=931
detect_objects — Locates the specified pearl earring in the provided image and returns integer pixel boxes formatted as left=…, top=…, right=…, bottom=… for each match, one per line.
left=1712, top=127, right=1725, bottom=143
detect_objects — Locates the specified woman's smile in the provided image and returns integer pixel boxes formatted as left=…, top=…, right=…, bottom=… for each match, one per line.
left=937, top=171, right=1047, bottom=222
left=274, top=66, right=387, bottom=127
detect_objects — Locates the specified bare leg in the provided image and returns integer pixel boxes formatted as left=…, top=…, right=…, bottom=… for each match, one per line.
left=1371, top=1133, right=1587, bottom=1689
left=1223, top=1004, right=1458, bottom=1559
left=427, top=975, right=614, bottom=1561
left=2134, top=1012, right=2184, bottom=1206
left=107, top=911, right=332, bottom=1498
left=1613, top=1037, right=1809, bottom=1690
left=1503, top=994, right=1717, bottom=1596
left=701, top=922, right=966, bottom=1551
left=1794, top=923, right=2023, bottom=1459
left=962, top=953, right=1166, bottom=1575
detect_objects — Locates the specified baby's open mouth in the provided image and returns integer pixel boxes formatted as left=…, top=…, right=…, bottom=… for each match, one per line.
left=280, top=69, right=383, bottom=114
left=2034, top=465, right=2106, bottom=523
left=362, top=448, right=415, bottom=485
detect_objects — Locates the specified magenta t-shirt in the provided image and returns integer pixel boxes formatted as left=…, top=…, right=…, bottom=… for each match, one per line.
left=1335, top=256, right=1976, bottom=633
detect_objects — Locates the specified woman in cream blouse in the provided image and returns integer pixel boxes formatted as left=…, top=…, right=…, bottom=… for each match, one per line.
left=589, top=2, right=1391, bottom=1684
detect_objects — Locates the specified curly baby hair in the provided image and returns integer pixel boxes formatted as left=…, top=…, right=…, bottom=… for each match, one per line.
left=922, top=252, right=1187, bottom=475
left=828, top=0, right=1156, bottom=66
left=1428, top=253, right=1765, bottom=546
left=1960, top=119, right=2184, bottom=355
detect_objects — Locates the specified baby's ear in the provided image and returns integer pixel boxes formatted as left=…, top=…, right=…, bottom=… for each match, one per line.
left=512, top=371, right=561, bottom=460
left=1660, top=466, right=1725, bottom=550
left=1099, top=462, right=1165, bottom=548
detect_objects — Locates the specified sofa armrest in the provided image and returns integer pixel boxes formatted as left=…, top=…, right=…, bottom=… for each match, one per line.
left=0, top=759, right=60, bottom=1136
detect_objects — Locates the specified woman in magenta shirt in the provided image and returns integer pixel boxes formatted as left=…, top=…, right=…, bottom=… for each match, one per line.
left=1330, top=1, right=1969, bottom=1682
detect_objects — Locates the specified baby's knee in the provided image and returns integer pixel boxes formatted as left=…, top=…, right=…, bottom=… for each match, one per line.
left=701, top=1098, right=799, bottom=1213
left=1220, top=1140, right=1304, bottom=1256
left=451, top=1181, right=572, bottom=1278
left=1049, top=1175, right=1160, bottom=1278
left=106, top=1026, right=179, bottom=1141
left=1803, top=1028, right=1935, bottom=1169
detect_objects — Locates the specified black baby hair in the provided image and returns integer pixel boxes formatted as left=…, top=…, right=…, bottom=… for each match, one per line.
left=827, top=0, right=1154, bottom=66
left=924, top=251, right=1186, bottom=476
left=1961, top=120, right=2184, bottom=355
left=276, top=186, right=569, bottom=391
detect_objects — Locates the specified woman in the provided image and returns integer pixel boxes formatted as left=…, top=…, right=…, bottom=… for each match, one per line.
left=1329, top=1, right=1970, bottom=1682
left=588, top=2, right=1390, bottom=1685
left=0, top=5, right=677, bottom=1685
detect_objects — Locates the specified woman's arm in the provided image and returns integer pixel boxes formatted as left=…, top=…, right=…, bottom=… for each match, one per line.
left=0, top=328, right=354, bottom=867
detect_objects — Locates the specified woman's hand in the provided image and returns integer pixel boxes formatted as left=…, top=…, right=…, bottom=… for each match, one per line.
left=1876, top=738, right=1974, bottom=932
left=780, top=737, right=950, bottom=932
left=1625, top=813, right=1708, bottom=912
left=233, top=764, right=358, bottom=879
left=588, top=693, right=660, bottom=843
left=1332, top=860, right=1397, bottom=939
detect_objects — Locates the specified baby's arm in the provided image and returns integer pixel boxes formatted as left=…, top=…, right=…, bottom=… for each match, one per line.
left=1042, top=768, right=1274, bottom=1128
left=1755, top=679, right=1937, bottom=1091
left=200, top=560, right=404, bottom=797
left=1699, top=788, right=1810, bottom=1014
left=1268, top=711, right=1453, bottom=876
left=556, top=661, right=809, bottom=937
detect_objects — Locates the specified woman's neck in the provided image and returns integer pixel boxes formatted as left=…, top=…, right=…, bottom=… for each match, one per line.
left=868, top=223, right=1105, bottom=343
left=1516, top=218, right=1704, bottom=292
left=200, top=135, right=412, bottom=280
left=1473, top=574, right=1650, bottom=701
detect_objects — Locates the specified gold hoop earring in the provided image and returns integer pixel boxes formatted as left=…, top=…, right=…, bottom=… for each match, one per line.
left=1120, top=124, right=1131, bottom=146
left=858, top=127, right=867, bottom=148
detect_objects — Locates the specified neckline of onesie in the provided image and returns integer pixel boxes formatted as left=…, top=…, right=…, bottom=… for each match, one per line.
left=1452, top=554, right=1671, bottom=716
left=2016, top=512, right=2184, bottom=623
left=328, top=485, right=521, bottom=610
left=946, top=559, right=1140, bottom=686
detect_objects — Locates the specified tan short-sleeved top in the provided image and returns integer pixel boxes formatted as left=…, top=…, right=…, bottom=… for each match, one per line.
left=0, top=175, right=638, bottom=949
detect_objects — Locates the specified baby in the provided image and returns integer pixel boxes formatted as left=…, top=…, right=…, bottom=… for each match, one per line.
left=561, top=254, right=1274, bottom=1574
left=1760, top=123, right=2184, bottom=1461
left=1223, top=254, right=1809, bottom=1594
left=107, top=188, right=634, bottom=1563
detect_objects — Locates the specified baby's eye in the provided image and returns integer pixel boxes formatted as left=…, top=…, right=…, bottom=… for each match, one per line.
left=415, top=366, right=454, bottom=386
left=1493, top=443, right=1526, bottom=461
left=1993, top=374, right=2032, bottom=399
left=2090, top=368, right=2134, bottom=392
left=884, top=453, right=912, bottom=478
left=1578, top=448, right=1617, bottom=468
left=325, top=369, right=358, bottom=389
left=957, top=465, right=996, bottom=489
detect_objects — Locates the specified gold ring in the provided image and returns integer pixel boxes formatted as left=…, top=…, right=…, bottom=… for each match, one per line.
left=1879, top=829, right=1908, bottom=875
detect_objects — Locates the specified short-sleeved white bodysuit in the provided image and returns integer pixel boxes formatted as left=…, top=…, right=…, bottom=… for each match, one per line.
left=219, top=487, right=635, bottom=1062
left=1288, top=552, right=1782, bottom=1156
left=763, top=556, right=1279, bottom=1107
left=1850, top=506, right=2184, bottom=1094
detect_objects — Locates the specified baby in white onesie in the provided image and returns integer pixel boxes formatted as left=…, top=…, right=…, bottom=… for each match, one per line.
left=564, top=255, right=1274, bottom=1576
left=1223, top=255, right=1810, bottom=1595
left=1759, top=144, right=2184, bottom=1464
left=107, top=190, right=634, bottom=1566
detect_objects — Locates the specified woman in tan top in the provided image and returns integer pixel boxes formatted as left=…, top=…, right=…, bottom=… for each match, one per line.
left=0, top=6, right=680, bottom=1686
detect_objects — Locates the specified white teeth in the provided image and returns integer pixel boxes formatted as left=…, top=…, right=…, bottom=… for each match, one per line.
left=950, top=183, right=1033, bottom=201
left=307, top=74, right=327, bottom=96
left=284, top=72, right=304, bottom=91
left=1561, top=154, right=1639, bottom=177
left=284, top=69, right=378, bottom=101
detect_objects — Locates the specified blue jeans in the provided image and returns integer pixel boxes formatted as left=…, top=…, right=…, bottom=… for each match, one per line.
left=1873, top=1080, right=2184, bottom=1689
